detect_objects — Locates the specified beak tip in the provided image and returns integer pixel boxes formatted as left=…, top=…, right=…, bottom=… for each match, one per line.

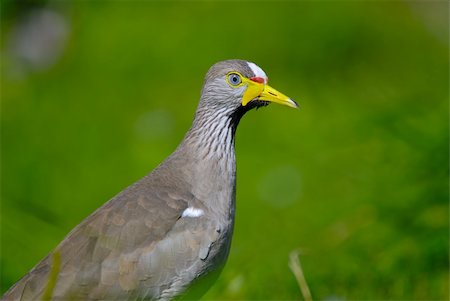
left=289, top=98, right=299, bottom=109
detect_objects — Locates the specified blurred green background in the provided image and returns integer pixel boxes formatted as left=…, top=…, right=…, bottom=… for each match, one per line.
left=1, top=1, right=448, bottom=300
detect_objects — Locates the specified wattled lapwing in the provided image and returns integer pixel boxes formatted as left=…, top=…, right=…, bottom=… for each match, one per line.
left=2, top=60, right=297, bottom=301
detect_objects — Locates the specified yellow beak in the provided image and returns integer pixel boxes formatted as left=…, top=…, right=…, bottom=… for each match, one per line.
left=241, top=79, right=298, bottom=109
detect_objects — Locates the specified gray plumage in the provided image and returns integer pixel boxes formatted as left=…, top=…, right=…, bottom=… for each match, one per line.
left=2, top=59, right=296, bottom=301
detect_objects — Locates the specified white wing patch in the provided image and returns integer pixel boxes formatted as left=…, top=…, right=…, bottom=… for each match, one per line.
left=182, top=207, right=204, bottom=218
left=247, top=62, right=268, bottom=83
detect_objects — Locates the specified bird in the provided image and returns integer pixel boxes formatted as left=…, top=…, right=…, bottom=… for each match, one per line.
left=2, top=59, right=297, bottom=301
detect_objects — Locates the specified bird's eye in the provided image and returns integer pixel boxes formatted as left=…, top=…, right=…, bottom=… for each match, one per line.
left=227, top=73, right=242, bottom=86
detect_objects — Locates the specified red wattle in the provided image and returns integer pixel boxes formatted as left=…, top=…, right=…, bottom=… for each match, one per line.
left=250, top=77, right=265, bottom=83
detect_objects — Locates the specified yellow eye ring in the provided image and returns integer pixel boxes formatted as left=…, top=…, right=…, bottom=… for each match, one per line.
left=226, top=72, right=244, bottom=87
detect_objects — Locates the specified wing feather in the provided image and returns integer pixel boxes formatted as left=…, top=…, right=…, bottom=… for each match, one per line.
left=2, top=173, right=191, bottom=301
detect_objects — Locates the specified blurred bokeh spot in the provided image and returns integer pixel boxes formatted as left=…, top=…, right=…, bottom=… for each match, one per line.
left=4, top=8, right=69, bottom=78
left=258, top=165, right=302, bottom=208
left=134, top=109, right=175, bottom=141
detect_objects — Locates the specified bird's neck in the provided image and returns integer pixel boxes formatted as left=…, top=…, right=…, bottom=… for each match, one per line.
left=187, top=105, right=237, bottom=164
left=172, top=105, right=243, bottom=220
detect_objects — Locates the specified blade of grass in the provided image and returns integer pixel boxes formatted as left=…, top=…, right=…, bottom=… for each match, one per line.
left=41, top=250, right=61, bottom=300
left=289, top=249, right=312, bottom=301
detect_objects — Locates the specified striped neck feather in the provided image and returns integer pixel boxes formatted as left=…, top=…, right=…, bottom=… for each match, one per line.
left=185, top=105, right=237, bottom=162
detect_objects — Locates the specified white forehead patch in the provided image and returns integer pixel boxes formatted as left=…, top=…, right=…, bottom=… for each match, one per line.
left=247, top=62, right=268, bottom=83
left=182, top=207, right=204, bottom=218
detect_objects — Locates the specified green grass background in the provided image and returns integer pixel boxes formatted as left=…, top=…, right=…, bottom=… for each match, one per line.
left=1, top=1, right=448, bottom=300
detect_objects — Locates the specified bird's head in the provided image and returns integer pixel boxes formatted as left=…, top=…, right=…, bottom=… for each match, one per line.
left=200, top=60, right=298, bottom=114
